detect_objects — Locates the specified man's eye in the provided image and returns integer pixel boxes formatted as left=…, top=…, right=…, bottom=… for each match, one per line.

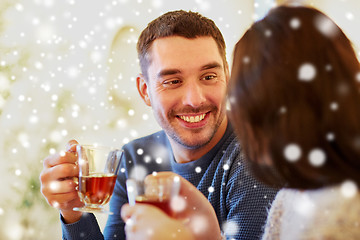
left=203, top=75, right=216, bottom=81
left=163, top=79, right=181, bottom=86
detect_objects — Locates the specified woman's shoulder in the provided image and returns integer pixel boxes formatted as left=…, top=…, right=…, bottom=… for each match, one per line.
left=305, top=184, right=360, bottom=239
left=262, top=186, right=360, bottom=239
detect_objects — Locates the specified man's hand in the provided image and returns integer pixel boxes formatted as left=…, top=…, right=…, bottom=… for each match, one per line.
left=39, top=139, right=83, bottom=223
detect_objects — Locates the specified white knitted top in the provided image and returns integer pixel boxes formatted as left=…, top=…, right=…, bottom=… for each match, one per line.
left=262, top=184, right=360, bottom=240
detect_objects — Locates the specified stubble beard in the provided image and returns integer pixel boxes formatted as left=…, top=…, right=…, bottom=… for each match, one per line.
left=160, top=106, right=226, bottom=150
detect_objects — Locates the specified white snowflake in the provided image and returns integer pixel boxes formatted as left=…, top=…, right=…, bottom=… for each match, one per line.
left=52, top=201, right=60, bottom=209
left=170, top=196, right=186, bottom=213
left=326, top=132, right=335, bottom=141
left=49, top=148, right=56, bottom=154
left=284, top=144, right=302, bottom=162
left=340, top=180, right=358, bottom=198
left=330, top=102, right=338, bottom=111
left=292, top=193, right=315, bottom=217
left=355, top=72, right=360, bottom=82
left=279, top=106, right=287, bottom=114
left=345, top=12, right=354, bottom=21
left=50, top=131, right=62, bottom=143
left=308, top=148, right=326, bottom=167
left=289, top=17, right=301, bottom=29
left=152, top=0, right=163, bottom=9
left=15, top=169, right=22, bottom=176
left=242, top=56, right=250, bottom=64
left=324, top=64, right=332, bottom=72
left=137, top=148, right=144, bottom=155
left=29, top=115, right=39, bottom=124
left=189, top=215, right=209, bottom=234
left=144, top=155, right=151, bottom=163
left=155, top=157, right=162, bottom=164
left=264, top=29, right=272, bottom=37
left=128, top=109, right=135, bottom=116
left=129, top=165, right=147, bottom=181
left=314, top=15, right=338, bottom=37
left=67, top=67, right=79, bottom=78
left=222, top=220, right=239, bottom=236
left=298, top=63, right=316, bottom=81
left=34, top=61, right=43, bottom=69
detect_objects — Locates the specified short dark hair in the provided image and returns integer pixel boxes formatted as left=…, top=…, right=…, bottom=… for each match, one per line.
left=137, top=10, right=227, bottom=80
left=229, top=6, right=360, bottom=189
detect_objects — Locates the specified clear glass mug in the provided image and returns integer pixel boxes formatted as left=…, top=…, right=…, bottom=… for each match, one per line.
left=126, top=175, right=180, bottom=216
left=73, top=145, right=123, bottom=214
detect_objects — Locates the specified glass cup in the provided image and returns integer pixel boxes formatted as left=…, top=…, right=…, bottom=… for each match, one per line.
left=126, top=175, right=180, bottom=216
left=73, top=144, right=123, bottom=214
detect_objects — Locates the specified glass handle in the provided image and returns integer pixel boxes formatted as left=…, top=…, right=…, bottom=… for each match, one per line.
left=126, top=179, right=138, bottom=206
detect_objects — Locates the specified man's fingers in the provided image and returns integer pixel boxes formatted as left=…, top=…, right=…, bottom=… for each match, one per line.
left=48, top=163, right=79, bottom=180
left=47, top=192, right=83, bottom=210
left=65, top=139, right=79, bottom=153
left=43, top=151, right=78, bottom=168
left=42, top=178, right=78, bottom=195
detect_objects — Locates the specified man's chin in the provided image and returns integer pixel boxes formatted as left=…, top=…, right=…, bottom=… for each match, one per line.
left=164, top=124, right=216, bottom=149
left=173, top=135, right=212, bottom=150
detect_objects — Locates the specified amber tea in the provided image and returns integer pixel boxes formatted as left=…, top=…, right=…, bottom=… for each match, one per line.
left=78, top=173, right=117, bottom=206
left=135, top=195, right=172, bottom=215
left=126, top=176, right=180, bottom=216
left=73, top=145, right=123, bottom=214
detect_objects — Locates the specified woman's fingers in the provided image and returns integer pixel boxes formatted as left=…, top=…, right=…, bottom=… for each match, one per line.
left=143, top=172, right=222, bottom=239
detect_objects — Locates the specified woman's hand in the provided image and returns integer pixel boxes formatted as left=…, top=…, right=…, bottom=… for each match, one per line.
left=121, top=172, right=222, bottom=240
left=121, top=203, right=194, bottom=240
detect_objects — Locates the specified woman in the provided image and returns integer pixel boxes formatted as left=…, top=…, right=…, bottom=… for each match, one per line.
left=229, top=5, right=360, bottom=239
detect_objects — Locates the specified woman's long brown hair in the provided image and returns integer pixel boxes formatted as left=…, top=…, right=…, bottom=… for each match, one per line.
left=229, top=6, right=360, bottom=189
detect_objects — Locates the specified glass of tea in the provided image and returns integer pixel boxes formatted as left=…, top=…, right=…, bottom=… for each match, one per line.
left=73, top=144, right=123, bottom=214
left=126, top=175, right=180, bottom=216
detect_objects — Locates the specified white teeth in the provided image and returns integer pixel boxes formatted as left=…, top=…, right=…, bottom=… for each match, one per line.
left=179, top=114, right=206, bottom=123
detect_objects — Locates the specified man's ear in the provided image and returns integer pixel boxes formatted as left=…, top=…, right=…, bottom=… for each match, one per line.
left=136, top=74, right=151, bottom=106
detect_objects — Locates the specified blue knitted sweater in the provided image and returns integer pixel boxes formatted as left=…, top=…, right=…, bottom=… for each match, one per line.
left=61, top=123, right=278, bottom=239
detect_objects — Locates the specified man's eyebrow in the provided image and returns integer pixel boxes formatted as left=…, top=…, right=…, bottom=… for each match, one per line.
left=201, top=62, right=222, bottom=70
left=156, top=62, right=222, bottom=79
left=157, top=69, right=181, bottom=79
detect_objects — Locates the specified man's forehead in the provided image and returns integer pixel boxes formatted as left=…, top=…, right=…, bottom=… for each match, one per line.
left=148, top=36, right=223, bottom=65
left=142, top=36, right=226, bottom=80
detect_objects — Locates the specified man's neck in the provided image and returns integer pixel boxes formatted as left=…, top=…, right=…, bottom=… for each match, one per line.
left=169, top=119, right=228, bottom=164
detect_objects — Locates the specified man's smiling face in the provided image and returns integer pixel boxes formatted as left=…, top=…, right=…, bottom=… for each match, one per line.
left=139, top=36, right=228, bottom=150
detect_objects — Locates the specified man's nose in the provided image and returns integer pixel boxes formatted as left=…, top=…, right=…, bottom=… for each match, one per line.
left=182, top=81, right=206, bottom=108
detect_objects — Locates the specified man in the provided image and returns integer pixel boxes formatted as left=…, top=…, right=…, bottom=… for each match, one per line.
left=40, top=10, right=278, bottom=239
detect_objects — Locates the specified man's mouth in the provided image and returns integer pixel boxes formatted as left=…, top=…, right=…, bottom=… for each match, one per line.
left=177, top=113, right=207, bottom=123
